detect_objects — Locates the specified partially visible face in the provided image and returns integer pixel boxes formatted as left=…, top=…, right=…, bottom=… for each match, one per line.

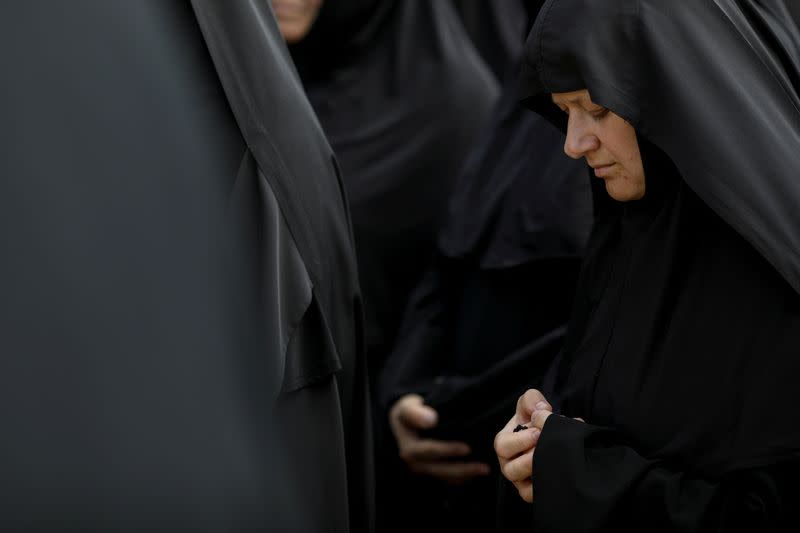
left=552, top=90, right=645, bottom=202
left=272, top=0, right=324, bottom=44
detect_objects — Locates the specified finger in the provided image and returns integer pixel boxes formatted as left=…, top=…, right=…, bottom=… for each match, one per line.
left=494, top=414, right=521, bottom=449
left=396, top=398, right=438, bottom=430
left=411, top=461, right=491, bottom=484
left=388, top=395, right=437, bottom=447
left=574, top=417, right=585, bottom=423
left=388, top=395, right=421, bottom=439
left=499, top=413, right=518, bottom=434
left=388, top=408, right=419, bottom=445
left=501, top=448, right=535, bottom=482
left=389, top=394, right=438, bottom=429
left=530, top=409, right=553, bottom=431
left=402, top=439, right=471, bottom=462
left=494, top=427, right=540, bottom=460
left=515, top=389, right=551, bottom=424
left=515, top=480, right=533, bottom=504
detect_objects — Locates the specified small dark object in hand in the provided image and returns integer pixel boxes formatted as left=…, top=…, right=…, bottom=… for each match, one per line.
left=513, top=424, right=528, bottom=433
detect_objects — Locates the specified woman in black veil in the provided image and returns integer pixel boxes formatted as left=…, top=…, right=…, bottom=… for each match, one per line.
left=272, top=0, right=498, bottom=383
left=495, top=1, right=800, bottom=531
left=377, top=54, right=592, bottom=532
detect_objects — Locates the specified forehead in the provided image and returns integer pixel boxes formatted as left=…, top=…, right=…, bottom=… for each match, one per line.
left=551, top=89, right=591, bottom=106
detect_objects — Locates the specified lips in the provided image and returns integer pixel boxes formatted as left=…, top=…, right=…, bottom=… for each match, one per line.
left=591, top=163, right=615, bottom=178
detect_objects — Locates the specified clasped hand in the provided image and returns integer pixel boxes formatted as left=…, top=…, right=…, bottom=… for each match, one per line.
left=493, top=389, right=555, bottom=503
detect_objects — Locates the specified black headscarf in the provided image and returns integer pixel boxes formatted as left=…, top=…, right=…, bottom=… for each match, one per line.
left=290, top=0, right=499, bottom=373
left=523, top=0, right=800, bottom=475
left=521, top=0, right=800, bottom=295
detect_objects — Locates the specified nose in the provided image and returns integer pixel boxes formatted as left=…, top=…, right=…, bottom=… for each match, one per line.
left=563, top=115, right=600, bottom=160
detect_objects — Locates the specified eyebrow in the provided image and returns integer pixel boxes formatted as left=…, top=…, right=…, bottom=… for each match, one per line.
left=552, top=95, right=585, bottom=106
left=553, top=96, right=604, bottom=111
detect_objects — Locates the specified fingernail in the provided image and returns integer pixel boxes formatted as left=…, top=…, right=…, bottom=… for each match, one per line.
left=479, top=465, right=491, bottom=475
left=423, top=411, right=437, bottom=425
left=531, top=429, right=541, bottom=441
left=535, top=401, right=549, bottom=410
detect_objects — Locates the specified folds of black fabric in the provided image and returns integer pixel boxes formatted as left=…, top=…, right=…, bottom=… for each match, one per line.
left=531, top=142, right=800, bottom=531
left=533, top=415, right=800, bottom=533
left=0, top=2, right=371, bottom=531
left=289, top=0, right=499, bottom=378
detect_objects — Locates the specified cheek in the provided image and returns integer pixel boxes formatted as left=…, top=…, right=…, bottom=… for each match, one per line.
left=306, top=0, right=324, bottom=18
left=607, top=133, right=644, bottom=183
left=620, top=149, right=644, bottom=181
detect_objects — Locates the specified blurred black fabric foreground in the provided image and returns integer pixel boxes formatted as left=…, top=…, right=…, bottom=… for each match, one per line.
left=0, top=2, right=371, bottom=531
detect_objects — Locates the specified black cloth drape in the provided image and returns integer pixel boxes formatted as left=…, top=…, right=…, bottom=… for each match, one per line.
left=0, top=2, right=371, bottom=531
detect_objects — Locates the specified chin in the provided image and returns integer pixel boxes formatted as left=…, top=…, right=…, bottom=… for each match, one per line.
left=605, top=180, right=646, bottom=202
left=278, top=22, right=312, bottom=44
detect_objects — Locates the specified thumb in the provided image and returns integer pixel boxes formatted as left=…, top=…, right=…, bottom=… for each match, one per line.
left=399, top=398, right=439, bottom=430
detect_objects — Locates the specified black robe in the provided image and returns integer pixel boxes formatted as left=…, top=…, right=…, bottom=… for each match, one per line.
left=533, top=142, right=800, bottom=533
left=0, top=2, right=371, bottom=531
left=289, top=0, right=499, bottom=378
left=517, top=1, right=800, bottom=531
left=376, top=61, right=593, bottom=532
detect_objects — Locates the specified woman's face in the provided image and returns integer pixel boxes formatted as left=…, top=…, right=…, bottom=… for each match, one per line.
left=552, top=90, right=645, bottom=202
left=272, top=0, right=324, bottom=44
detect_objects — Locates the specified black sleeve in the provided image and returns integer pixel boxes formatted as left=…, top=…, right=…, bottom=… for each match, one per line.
left=375, top=261, right=457, bottom=413
left=533, top=416, right=792, bottom=533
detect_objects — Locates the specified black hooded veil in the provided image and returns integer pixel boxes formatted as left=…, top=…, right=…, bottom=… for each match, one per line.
left=517, top=1, right=800, bottom=531
left=0, top=2, right=371, bottom=531
left=289, top=0, right=499, bottom=378
left=522, top=0, right=800, bottom=294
